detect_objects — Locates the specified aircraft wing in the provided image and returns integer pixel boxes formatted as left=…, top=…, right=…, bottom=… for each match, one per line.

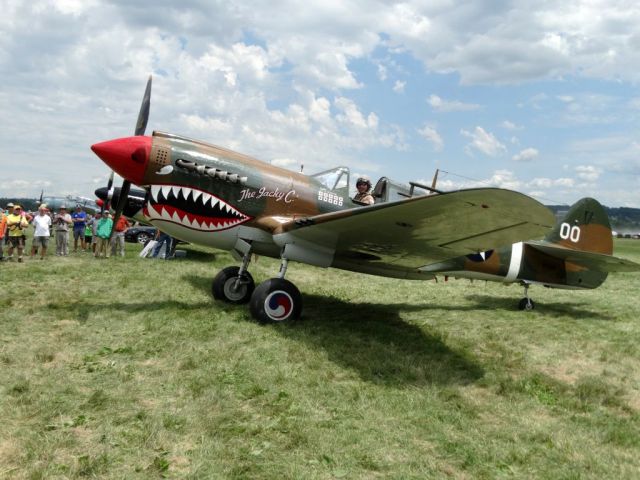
left=526, top=241, right=640, bottom=272
left=272, top=188, right=555, bottom=279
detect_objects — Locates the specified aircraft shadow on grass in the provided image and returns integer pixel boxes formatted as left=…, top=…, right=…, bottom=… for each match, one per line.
left=182, top=274, right=484, bottom=387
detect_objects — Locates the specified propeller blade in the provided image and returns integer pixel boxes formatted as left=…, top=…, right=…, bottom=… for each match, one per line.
left=431, top=168, right=439, bottom=190
left=101, top=170, right=115, bottom=214
left=108, top=180, right=131, bottom=245
left=134, top=75, right=152, bottom=136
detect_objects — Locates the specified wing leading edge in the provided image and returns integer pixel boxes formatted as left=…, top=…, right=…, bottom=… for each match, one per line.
left=273, top=188, right=555, bottom=279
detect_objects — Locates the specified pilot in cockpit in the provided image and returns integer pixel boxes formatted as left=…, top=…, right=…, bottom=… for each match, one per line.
left=353, top=176, right=375, bottom=205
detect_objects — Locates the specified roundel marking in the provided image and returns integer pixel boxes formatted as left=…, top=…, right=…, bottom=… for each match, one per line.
left=466, top=250, right=494, bottom=262
left=265, top=290, right=294, bottom=321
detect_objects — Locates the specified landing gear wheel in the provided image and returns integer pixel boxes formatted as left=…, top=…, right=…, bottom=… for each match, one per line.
left=212, top=266, right=255, bottom=304
left=250, top=278, right=302, bottom=324
left=518, top=297, right=535, bottom=311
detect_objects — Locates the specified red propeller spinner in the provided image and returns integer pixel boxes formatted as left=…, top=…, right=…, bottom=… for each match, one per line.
left=91, top=136, right=152, bottom=186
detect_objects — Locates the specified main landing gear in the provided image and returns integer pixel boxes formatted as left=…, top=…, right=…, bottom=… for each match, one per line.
left=212, top=253, right=302, bottom=323
left=518, top=283, right=535, bottom=311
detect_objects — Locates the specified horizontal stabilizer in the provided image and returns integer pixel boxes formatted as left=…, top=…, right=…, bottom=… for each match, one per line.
left=526, top=240, right=640, bottom=272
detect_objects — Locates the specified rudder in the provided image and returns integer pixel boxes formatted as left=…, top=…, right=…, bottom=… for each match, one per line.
left=544, top=197, right=612, bottom=255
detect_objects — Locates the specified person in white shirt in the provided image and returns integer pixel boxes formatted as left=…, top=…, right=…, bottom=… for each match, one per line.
left=31, top=206, right=53, bottom=259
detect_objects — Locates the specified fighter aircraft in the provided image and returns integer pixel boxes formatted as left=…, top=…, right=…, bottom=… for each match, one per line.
left=423, top=197, right=640, bottom=310
left=90, top=77, right=556, bottom=323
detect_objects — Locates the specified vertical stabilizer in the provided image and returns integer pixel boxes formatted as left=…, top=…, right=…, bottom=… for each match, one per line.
left=544, top=197, right=612, bottom=255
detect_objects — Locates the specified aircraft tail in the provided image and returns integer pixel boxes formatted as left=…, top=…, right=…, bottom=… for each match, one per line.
left=543, top=197, right=612, bottom=254
left=525, top=198, right=639, bottom=289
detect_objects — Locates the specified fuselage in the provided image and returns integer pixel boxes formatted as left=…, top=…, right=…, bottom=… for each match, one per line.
left=92, top=131, right=355, bottom=258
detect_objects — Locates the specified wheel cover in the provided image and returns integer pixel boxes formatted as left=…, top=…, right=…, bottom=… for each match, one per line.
left=223, top=277, right=248, bottom=302
left=264, top=290, right=294, bottom=321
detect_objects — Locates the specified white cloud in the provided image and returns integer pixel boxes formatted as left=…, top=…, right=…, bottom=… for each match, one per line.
left=461, top=126, right=507, bottom=157
left=502, top=120, right=522, bottom=130
left=575, top=165, right=601, bottom=182
left=428, top=94, right=480, bottom=112
left=417, top=125, right=444, bottom=152
left=528, top=177, right=575, bottom=189
left=392, top=80, right=405, bottom=93
left=485, top=170, right=522, bottom=190
left=512, top=147, right=539, bottom=162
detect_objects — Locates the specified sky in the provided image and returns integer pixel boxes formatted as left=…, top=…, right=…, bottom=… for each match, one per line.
left=1, top=0, right=640, bottom=207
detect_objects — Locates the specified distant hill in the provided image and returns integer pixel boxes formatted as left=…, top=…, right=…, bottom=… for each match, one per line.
left=548, top=205, right=640, bottom=233
left=0, top=197, right=39, bottom=212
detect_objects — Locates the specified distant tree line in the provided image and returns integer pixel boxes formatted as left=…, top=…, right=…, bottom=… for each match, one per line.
left=0, top=198, right=39, bottom=211
left=548, top=205, right=640, bottom=232
left=2, top=196, right=640, bottom=231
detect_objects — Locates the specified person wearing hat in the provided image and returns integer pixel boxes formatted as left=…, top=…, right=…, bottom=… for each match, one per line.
left=353, top=176, right=375, bottom=205
left=31, top=205, right=53, bottom=260
left=5, top=204, right=30, bottom=262
left=54, top=206, right=72, bottom=256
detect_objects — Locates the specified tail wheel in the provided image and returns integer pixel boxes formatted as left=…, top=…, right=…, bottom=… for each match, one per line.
left=518, top=297, right=535, bottom=311
left=250, top=278, right=302, bottom=324
left=212, top=266, right=255, bottom=304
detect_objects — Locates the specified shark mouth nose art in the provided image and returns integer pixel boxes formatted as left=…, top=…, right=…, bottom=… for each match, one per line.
left=144, top=185, right=251, bottom=231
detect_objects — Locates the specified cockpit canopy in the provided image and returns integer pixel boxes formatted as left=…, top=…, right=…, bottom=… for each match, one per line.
left=311, top=166, right=350, bottom=198
left=310, top=167, right=437, bottom=204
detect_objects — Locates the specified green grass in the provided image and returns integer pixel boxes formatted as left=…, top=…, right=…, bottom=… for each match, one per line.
left=1, top=239, right=639, bottom=479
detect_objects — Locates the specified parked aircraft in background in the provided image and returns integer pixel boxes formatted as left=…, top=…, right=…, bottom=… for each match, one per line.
left=37, top=193, right=100, bottom=213
left=423, top=197, right=640, bottom=309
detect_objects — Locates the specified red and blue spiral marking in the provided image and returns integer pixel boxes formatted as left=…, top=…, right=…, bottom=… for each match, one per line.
left=264, top=290, right=294, bottom=321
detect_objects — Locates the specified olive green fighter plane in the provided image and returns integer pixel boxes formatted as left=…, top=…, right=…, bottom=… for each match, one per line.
left=90, top=77, right=558, bottom=323
left=422, top=197, right=640, bottom=310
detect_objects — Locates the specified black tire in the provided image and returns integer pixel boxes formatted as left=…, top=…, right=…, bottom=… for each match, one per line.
left=212, top=266, right=255, bottom=304
left=518, top=297, right=535, bottom=311
left=136, top=232, right=152, bottom=244
left=249, top=278, right=302, bottom=324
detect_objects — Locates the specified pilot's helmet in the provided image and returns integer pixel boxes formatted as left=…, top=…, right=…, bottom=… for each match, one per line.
left=356, top=176, right=372, bottom=189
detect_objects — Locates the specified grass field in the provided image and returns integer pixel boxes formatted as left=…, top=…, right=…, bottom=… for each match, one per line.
left=1, top=239, right=639, bottom=479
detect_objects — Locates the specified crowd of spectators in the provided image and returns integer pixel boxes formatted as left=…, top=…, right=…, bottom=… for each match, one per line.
left=0, top=203, right=142, bottom=262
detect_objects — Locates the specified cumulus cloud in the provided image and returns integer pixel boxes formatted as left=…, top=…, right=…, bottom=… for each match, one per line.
left=428, top=94, right=480, bottom=112
left=528, top=177, right=575, bottom=189
left=461, top=127, right=507, bottom=157
left=393, top=80, right=405, bottom=93
left=502, top=120, right=522, bottom=130
left=512, top=147, right=539, bottom=162
left=575, top=165, right=601, bottom=182
left=417, top=125, right=444, bottom=152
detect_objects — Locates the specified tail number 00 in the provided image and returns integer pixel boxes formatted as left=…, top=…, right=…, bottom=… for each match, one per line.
left=559, top=222, right=581, bottom=242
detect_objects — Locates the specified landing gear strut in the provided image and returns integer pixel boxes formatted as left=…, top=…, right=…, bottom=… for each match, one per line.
left=518, top=284, right=535, bottom=311
left=212, top=252, right=255, bottom=304
left=212, top=253, right=303, bottom=323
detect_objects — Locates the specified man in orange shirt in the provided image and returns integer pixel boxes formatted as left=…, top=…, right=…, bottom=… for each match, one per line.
left=110, top=214, right=131, bottom=257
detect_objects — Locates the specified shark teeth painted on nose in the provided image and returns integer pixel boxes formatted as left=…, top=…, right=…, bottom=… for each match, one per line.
left=145, top=184, right=251, bottom=232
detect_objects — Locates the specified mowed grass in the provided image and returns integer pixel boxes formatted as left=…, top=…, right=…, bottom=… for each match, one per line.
left=1, top=239, right=639, bottom=479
